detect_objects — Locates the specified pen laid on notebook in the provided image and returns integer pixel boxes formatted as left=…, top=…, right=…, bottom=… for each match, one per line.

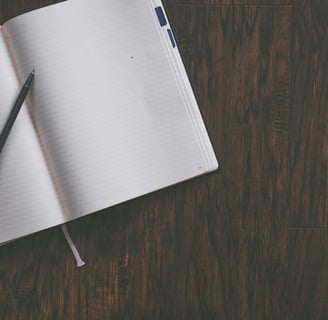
left=0, top=70, right=35, bottom=155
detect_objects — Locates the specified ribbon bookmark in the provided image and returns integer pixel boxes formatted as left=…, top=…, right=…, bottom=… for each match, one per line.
left=61, top=224, right=86, bottom=267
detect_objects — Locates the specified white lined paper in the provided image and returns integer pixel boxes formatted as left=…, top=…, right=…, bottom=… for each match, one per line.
left=0, top=29, right=64, bottom=244
left=0, top=0, right=217, bottom=244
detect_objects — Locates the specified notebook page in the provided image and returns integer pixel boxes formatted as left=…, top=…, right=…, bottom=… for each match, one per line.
left=3, top=0, right=213, bottom=220
left=151, top=0, right=219, bottom=171
left=0, top=29, right=64, bottom=244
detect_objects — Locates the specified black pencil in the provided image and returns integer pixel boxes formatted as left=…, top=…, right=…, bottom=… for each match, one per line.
left=0, top=70, right=35, bottom=155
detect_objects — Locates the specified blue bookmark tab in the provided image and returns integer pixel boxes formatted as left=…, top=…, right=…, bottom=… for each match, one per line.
left=155, top=6, right=167, bottom=27
left=167, top=29, right=176, bottom=48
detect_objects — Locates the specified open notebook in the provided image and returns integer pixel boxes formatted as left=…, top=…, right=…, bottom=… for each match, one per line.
left=0, top=0, right=218, bottom=245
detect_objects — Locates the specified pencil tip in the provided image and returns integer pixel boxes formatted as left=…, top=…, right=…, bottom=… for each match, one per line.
left=32, top=69, right=35, bottom=75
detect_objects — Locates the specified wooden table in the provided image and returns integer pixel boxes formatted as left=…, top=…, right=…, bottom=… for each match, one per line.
left=0, top=0, right=327, bottom=319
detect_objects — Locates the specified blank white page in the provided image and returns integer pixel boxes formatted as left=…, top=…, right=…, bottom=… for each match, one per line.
left=0, top=29, right=64, bottom=244
left=3, top=0, right=217, bottom=220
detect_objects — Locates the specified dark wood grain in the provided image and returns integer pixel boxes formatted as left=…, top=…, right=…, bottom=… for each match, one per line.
left=174, top=5, right=290, bottom=319
left=0, top=0, right=327, bottom=319
left=290, top=0, right=328, bottom=227
left=164, top=0, right=292, bottom=7
left=288, top=1, right=328, bottom=318
left=289, top=229, right=328, bottom=319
